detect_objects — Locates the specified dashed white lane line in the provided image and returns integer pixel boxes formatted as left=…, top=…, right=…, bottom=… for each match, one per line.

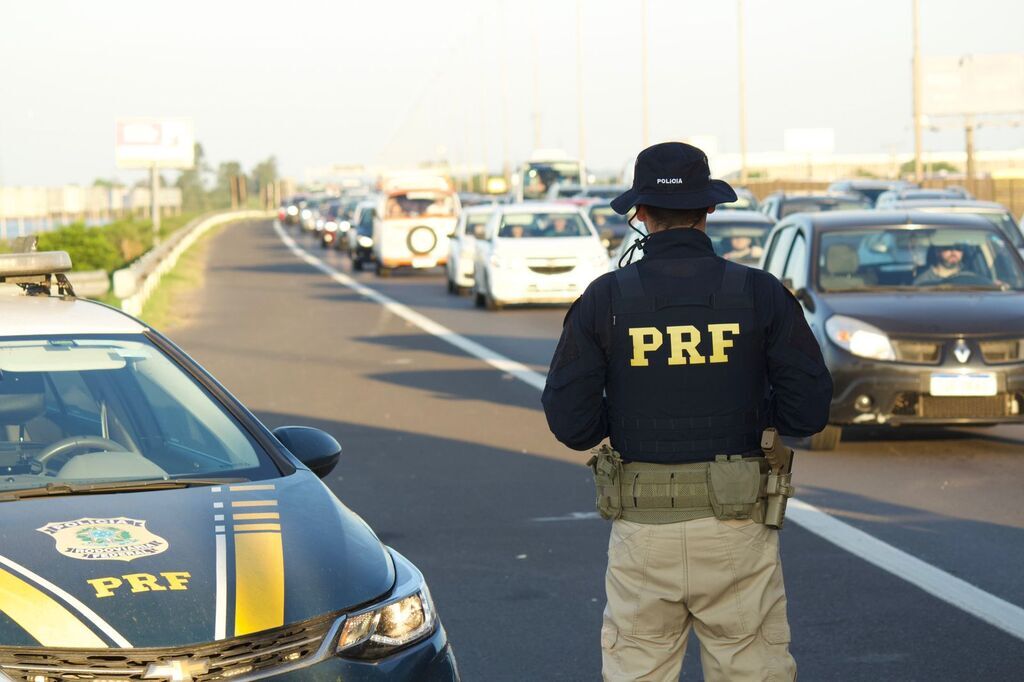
left=272, top=220, right=1024, bottom=642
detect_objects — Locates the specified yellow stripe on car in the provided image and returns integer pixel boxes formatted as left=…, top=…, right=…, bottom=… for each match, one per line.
left=231, top=500, right=278, bottom=508
left=232, top=512, right=280, bottom=521
left=0, top=567, right=106, bottom=648
left=233, top=532, right=285, bottom=636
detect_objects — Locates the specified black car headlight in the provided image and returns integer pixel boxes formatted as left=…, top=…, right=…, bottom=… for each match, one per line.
left=337, top=585, right=436, bottom=659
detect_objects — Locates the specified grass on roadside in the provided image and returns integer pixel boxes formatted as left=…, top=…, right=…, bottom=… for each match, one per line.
left=139, top=223, right=228, bottom=331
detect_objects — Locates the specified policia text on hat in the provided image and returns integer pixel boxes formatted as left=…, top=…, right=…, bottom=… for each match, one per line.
left=542, top=143, right=833, bottom=681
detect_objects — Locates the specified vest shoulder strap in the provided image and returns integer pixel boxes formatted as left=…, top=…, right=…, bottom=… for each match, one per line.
left=614, top=263, right=645, bottom=299
left=720, top=260, right=749, bottom=295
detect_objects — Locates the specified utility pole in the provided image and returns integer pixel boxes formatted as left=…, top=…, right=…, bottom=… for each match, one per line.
left=499, top=0, right=511, bottom=179
left=737, top=0, right=749, bottom=184
left=640, top=0, right=650, bottom=147
left=149, top=164, right=161, bottom=244
left=576, top=0, right=586, bottom=163
left=531, top=0, right=542, bottom=150
left=965, top=115, right=976, bottom=194
left=912, top=0, right=924, bottom=182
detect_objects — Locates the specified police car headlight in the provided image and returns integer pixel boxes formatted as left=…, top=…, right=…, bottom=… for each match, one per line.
left=825, top=315, right=895, bottom=361
left=337, top=587, right=436, bottom=659
left=358, top=235, right=374, bottom=248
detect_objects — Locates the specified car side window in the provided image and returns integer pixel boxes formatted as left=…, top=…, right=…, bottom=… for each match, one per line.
left=764, top=226, right=796, bottom=277
left=782, top=233, right=808, bottom=290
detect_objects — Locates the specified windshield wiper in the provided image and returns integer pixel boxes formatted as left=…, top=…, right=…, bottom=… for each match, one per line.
left=0, top=477, right=249, bottom=502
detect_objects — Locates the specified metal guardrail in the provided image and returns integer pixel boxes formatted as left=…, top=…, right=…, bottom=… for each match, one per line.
left=114, top=210, right=270, bottom=316
left=66, top=270, right=111, bottom=298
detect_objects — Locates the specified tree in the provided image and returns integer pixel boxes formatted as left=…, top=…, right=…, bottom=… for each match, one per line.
left=215, top=161, right=247, bottom=209
left=176, top=143, right=211, bottom=211
left=249, top=156, right=278, bottom=196
left=899, top=160, right=959, bottom=176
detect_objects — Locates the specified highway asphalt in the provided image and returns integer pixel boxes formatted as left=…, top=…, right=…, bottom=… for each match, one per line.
left=167, top=220, right=1024, bottom=680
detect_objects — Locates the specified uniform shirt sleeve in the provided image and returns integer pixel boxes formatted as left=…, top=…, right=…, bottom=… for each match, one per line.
left=542, top=284, right=610, bottom=450
left=759, top=275, right=834, bottom=437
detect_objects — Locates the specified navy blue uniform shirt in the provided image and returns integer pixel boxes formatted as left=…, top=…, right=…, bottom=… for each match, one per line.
left=542, top=227, right=833, bottom=459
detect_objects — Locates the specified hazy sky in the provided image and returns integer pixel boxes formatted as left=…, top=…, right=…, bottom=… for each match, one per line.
left=2, top=0, right=1022, bottom=185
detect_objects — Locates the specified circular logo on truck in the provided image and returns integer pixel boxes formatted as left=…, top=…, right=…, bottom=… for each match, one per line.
left=37, top=517, right=168, bottom=562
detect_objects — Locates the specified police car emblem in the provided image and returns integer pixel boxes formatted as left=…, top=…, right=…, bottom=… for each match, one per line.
left=37, top=517, right=168, bottom=562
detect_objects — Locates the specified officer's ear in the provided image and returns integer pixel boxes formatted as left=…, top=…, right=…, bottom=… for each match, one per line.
left=634, top=205, right=649, bottom=223
left=706, top=205, right=716, bottom=215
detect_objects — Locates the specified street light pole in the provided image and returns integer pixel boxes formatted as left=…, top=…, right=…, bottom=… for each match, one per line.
left=640, top=0, right=650, bottom=147
left=737, top=0, right=749, bottom=185
left=576, top=0, right=586, bottom=163
left=149, top=164, right=161, bottom=244
left=531, top=0, right=542, bottom=150
left=912, top=0, right=923, bottom=182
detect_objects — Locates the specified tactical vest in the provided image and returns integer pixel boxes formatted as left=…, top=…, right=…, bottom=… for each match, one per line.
left=607, top=260, right=765, bottom=463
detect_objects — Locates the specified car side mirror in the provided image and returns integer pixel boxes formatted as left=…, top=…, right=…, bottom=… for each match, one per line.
left=272, top=426, right=341, bottom=478
left=794, top=287, right=816, bottom=312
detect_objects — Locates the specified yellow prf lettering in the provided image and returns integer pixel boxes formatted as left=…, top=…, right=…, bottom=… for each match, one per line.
left=123, top=573, right=167, bottom=593
left=629, top=327, right=663, bottom=366
left=708, top=323, right=741, bottom=363
left=86, top=576, right=123, bottom=599
left=666, top=326, right=706, bottom=365
left=161, top=572, right=191, bottom=591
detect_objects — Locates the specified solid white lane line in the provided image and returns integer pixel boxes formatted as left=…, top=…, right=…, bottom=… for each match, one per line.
left=273, top=220, right=1024, bottom=642
left=787, top=499, right=1024, bottom=641
left=0, top=553, right=133, bottom=648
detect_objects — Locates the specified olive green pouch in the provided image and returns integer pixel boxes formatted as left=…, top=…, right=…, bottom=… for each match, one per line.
left=587, top=445, right=624, bottom=521
left=707, top=455, right=761, bottom=520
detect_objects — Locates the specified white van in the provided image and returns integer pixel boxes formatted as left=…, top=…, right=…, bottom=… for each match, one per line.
left=373, top=175, right=460, bottom=277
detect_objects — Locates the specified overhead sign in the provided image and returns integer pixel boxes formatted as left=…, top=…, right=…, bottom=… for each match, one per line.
left=923, top=54, right=1024, bottom=117
left=783, top=128, right=836, bottom=155
left=115, top=118, right=194, bottom=169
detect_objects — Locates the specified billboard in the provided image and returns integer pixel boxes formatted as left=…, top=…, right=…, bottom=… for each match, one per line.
left=922, top=54, right=1024, bottom=117
left=115, top=118, right=195, bottom=169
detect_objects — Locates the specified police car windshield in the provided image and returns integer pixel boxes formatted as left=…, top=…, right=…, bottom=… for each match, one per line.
left=498, top=212, right=590, bottom=238
left=817, top=227, right=1024, bottom=292
left=0, top=336, right=279, bottom=493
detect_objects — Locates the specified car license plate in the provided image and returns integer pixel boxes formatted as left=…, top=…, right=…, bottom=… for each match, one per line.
left=411, top=257, right=436, bottom=269
left=929, top=372, right=997, bottom=397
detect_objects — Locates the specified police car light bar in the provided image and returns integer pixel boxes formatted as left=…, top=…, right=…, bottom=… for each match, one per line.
left=0, top=251, right=72, bottom=280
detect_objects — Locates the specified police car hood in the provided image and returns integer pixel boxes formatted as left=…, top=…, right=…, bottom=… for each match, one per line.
left=0, top=471, right=395, bottom=648
left=823, top=291, right=1024, bottom=336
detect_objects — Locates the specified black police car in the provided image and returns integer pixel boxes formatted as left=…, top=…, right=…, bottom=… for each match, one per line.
left=762, top=211, right=1024, bottom=449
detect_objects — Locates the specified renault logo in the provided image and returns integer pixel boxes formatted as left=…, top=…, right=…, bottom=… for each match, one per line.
left=954, top=339, right=971, bottom=364
left=143, top=658, right=211, bottom=682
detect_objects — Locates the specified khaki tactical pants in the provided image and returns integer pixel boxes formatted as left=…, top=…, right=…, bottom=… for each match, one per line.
left=602, top=516, right=796, bottom=681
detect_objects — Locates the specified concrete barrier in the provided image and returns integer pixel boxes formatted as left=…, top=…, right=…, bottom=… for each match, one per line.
left=67, top=269, right=110, bottom=298
left=114, top=210, right=270, bottom=316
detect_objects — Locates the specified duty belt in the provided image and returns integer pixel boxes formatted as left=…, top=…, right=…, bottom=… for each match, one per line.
left=588, top=446, right=768, bottom=524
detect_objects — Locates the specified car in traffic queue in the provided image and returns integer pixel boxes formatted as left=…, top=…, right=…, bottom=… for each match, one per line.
left=718, top=187, right=760, bottom=211
left=513, top=152, right=586, bottom=202
left=471, top=203, right=608, bottom=310
left=348, top=198, right=379, bottom=270
left=0, top=252, right=459, bottom=681
left=759, top=191, right=872, bottom=221
left=281, top=195, right=307, bottom=226
left=875, top=187, right=972, bottom=208
left=608, top=209, right=776, bottom=270
left=445, top=205, right=496, bottom=294
left=760, top=210, right=1024, bottom=450
left=827, top=179, right=918, bottom=206
left=318, top=199, right=348, bottom=249
left=585, top=202, right=632, bottom=254
left=373, top=176, right=460, bottom=277
left=883, top=198, right=1024, bottom=256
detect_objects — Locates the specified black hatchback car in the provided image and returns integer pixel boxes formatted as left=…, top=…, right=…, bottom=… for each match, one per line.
left=761, top=211, right=1024, bottom=449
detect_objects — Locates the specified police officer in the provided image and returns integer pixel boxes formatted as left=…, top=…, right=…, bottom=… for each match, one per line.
left=542, top=142, right=832, bottom=681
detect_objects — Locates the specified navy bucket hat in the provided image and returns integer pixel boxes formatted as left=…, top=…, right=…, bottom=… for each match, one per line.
left=611, top=142, right=738, bottom=215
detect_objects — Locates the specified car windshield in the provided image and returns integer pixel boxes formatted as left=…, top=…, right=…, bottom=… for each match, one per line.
left=972, top=211, right=1024, bottom=248
left=709, top=222, right=772, bottom=266
left=464, top=212, right=493, bottom=238
left=385, top=191, right=455, bottom=219
left=720, top=196, right=757, bottom=210
left=818, top=227, right=1024, bottom=292
left=0, top=336, right=278, bottom=493
left=588, top=206, right=629, bottom=236
left=780, top=197, right=868, bottom=218
left=498, top=212, right=590, bottom=238
left=522, top=162, right=582, bottom=200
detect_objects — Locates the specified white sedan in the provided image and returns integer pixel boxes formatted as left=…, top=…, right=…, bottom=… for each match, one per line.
left=446, top=205, right=496, bottom=294
left=472, top=203, right=608, bottom=310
